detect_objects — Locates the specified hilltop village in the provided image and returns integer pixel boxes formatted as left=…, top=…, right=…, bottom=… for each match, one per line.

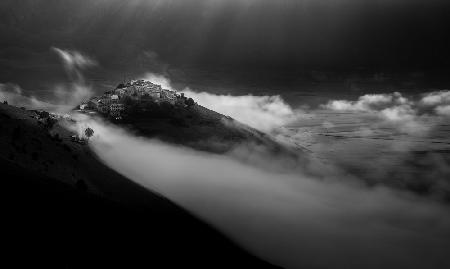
left=78, top=80, right=195, bottom=119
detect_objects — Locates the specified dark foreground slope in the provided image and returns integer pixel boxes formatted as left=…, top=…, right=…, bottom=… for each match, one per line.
left=0, top=103, right=278, bottom=268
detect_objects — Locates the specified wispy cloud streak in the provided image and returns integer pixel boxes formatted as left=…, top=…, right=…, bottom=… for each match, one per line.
left=0, top=47, right=96, bottom=112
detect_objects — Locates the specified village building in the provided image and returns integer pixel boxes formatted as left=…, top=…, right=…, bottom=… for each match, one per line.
left=97, top=101, right=109, bottom=114
left=111, top=94, right=120, bottom=102
left=110, top=103, right=124, bottom=118
left=161, top=90, right=177, bottom=104
left=115, top=88, right=126, bottom=96
left=100, top=95, right=112, bottom=107
left=86, top=97, right=100, bottom=110
left=83, top=79, right=194, bottom=118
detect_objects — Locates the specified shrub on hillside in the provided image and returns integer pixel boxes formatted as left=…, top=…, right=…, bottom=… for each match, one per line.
left=185, top=98, right=195, bottom=107
left=38, top=111, right=49, bottom=118
left=85, top=128, right=94, bottom=140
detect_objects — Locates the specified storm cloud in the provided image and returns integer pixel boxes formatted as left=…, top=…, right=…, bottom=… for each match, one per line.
left=1, top=0, right=450, bottom=81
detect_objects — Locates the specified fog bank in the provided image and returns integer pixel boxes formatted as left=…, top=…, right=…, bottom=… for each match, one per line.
left=70, top=114, right=450, bottom=269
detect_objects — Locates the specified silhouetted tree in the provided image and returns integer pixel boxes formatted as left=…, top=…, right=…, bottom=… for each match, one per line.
left=185, top=98, right=195, bottom=107
left=85, top=128, right=94, bottom=140
left=39, top=111, right=50, bottom=118
left=45, top=118, right=57, bottom=129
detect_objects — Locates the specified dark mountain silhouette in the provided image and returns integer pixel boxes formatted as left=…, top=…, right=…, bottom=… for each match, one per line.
left=0, top=102, right=280, bottom=268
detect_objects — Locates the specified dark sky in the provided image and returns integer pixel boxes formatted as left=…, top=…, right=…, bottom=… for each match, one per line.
left=1, top=0, right=450, bottom=90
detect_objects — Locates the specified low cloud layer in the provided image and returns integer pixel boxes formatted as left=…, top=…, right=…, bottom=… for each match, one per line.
left=0, top=83, right=58, bottom=110
left=67, top=114, right=450, bottom=269
left=323, top=90, right=450, bottom=118
left=324, top=92, right=408, bottom=111
left=421, top=90, right=450, bottom=116
left=183, top=90, right=299, bottom=132
left=322, top=91, right=450, bottom=135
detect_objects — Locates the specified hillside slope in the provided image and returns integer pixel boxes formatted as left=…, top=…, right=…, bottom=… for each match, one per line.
left=117, top=101, right=296, bottom=156
left=0, top=103, right=279, bottom=268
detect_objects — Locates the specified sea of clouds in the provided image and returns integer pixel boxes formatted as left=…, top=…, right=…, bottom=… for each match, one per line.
left=322, top=91, right=450, bottom=135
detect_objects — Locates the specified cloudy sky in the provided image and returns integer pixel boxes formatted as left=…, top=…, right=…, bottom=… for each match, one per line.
left=1, top=0, right=450, bottom=94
